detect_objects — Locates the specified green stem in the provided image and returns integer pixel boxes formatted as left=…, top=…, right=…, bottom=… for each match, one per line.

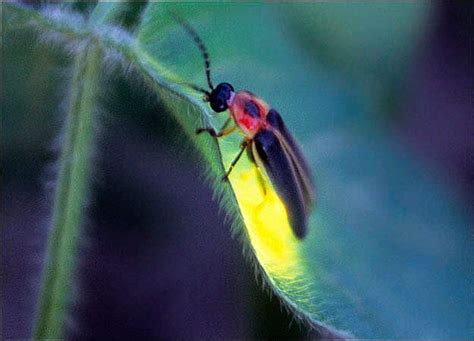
left=33, top=44, right=102, bottom=340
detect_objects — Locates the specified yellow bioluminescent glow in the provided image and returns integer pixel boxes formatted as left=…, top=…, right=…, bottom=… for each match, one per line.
left=220, top=138, right=306, bottom=286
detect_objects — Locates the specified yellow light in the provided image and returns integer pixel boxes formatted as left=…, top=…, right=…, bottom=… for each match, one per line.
left=220, top=138, right=305, bottom=285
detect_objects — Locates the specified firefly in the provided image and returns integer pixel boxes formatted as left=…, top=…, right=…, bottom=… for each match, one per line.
left=174, top=14, right=315, bottom=239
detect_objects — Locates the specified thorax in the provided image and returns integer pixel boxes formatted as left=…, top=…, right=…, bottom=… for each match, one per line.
left=227, top=90, right=270, bottom=139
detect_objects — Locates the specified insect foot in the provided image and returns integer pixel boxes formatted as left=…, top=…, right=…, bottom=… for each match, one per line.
left=196, top=127, right=216, bottom=136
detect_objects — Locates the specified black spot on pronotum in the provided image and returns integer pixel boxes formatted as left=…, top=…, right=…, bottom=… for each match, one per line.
left=244, top=101, right=261, bottom=118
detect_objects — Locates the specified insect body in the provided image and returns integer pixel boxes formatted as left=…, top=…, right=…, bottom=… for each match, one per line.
left=175, top=14, right=315, bottom=239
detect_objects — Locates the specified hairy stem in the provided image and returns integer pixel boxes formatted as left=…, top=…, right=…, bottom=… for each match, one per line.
left=33, top=44, right=102, bottom=339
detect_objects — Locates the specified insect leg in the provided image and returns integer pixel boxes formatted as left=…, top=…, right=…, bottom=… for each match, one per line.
left=222, top=140, right=248, bottom=181
left=182, top=82, right=211, bottom=97
left=245, top=144, right=267, bottom=194
left=196, top=117, right=235, bottom=137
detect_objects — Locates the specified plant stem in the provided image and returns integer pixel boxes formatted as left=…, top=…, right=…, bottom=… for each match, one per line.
left=33, top=44, right=102, bottom=340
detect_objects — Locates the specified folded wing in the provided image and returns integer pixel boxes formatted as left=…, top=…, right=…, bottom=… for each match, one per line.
left=266, top=109, right=315, bottom=214
left=252, top=129, right=308, bottom=239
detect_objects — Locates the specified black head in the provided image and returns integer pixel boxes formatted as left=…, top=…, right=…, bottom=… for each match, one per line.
left=209, top=82, right=234, bottom=112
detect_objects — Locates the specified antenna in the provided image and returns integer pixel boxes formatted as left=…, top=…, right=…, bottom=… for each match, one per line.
left=171, top=12, right=214, bottom=91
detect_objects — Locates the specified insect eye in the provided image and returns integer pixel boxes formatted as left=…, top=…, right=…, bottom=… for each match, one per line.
left=210, top=82, right=234, bottom=113
left=210, top=98, right=227, bottom=112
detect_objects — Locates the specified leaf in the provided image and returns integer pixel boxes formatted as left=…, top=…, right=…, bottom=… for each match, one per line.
left=285, top=3, right=431, bottom=79
left=135, top=4, right=473, bottom=338
left=7, top=2, right=472, bottom=338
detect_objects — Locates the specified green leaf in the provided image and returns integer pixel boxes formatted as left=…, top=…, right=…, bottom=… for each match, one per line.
left=135, top=4, right=473, bottom=338
left=285, top=3, right=431, bottom=79
left=7, top=2, right=472, bottom=338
